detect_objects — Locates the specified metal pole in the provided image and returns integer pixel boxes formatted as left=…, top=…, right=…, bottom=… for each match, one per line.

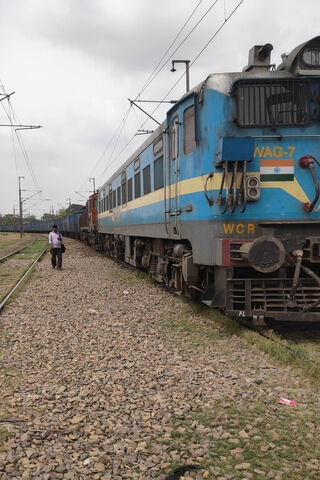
left=18, top=176, right=24, bottom=238
left=186, top=61, right=190, bottom=92
left=171, top=60, right=191, bottom=94
left=89, top=178, right=96, bottom=194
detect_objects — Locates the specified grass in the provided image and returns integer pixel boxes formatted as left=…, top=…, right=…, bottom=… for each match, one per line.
left=154, top=398, right=320, bottom=479
left=172, top=296, right=320, bottom=384
left=0, top=237, right=48, bottom=304
left=108, top=267, right=146, bottom=286
left=0, top=233, right=33, bottom=252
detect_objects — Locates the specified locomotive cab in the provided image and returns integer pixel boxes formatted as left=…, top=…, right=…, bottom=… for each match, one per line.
left=199, top=35, right=320, bottom=322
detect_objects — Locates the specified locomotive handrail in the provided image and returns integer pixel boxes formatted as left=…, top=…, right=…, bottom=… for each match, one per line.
left=204, top=172, right=214, bottom=206
left=237, top=160, right=248, bottom=213
left=301, top=265, right=320, bottom=311
left=218, top=161, right=229, bottom=214
left=308, top=164, right=320, bottom=213
left=299, top=156, right=320, bottom=213
left=229, top=161, right=238, bottom=213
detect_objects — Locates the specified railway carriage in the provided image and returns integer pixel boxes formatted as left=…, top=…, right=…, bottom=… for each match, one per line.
left=96, top=35, right=320, bottom=323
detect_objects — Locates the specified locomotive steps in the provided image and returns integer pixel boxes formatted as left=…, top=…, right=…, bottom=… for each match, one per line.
left=0, top=238, right=319, bottom=479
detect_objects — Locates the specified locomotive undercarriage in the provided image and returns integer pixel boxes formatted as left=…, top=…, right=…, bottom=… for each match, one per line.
left=97, top=233, right=213, bottom=299
left=95, top=232, right=320, bottom=323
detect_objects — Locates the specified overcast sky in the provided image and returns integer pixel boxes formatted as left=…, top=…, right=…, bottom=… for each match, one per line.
left=0, top=0, right=319, bottom=216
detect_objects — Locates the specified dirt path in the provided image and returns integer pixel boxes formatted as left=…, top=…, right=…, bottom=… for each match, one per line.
left=0, top=239, right=319, bottom=479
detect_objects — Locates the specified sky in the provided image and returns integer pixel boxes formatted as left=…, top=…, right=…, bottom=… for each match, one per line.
left=0, top=0, right=319, bottom=217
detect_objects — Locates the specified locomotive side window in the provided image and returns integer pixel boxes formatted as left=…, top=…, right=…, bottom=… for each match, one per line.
left=121, top=171, right=127, bottom=205
left=235, top=80, right=310, bottom=127
left=154, top=156, right=164, bottom=190
left=171, top=116, right=179, bottom=160
left=183, top=105, right=196, bottom=154
left=134, top=172, right=141, bottom=199
left=153, top=137, right=163, bottom=156
left=113, top=190, right=116, bottom=208
left=121, top=182, right=127, bottom=204
left=108, top=191, right=112, bottom=211
left=127, top=178, right=133, bottom=202
left=117, top=187, right=121, bottom=206
left=143, top=165, right=151, bottom=195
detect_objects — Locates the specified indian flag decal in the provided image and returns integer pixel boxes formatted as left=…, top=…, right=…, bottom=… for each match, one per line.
left=260, top=158, right=294, bottom=182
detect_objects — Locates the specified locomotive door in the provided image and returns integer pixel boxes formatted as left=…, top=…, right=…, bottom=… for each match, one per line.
left=166, top=113, right=181, bottom=236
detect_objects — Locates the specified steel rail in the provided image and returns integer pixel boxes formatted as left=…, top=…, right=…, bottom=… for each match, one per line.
left=0, top=240, right=37, bottom=262
left=239, top=321, right=320, bottom=368
left=0, top=248, right=47, bottom=312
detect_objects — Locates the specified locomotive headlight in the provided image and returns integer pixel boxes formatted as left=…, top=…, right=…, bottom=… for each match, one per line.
left=301, top=47, right=320, bottom=67
left=249, top=188, right=258, bottom=197
left=246, top=176, right=261, bottom=201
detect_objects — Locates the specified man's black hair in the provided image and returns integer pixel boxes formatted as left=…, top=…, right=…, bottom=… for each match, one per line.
left=52, top=224, right=57, bottom=228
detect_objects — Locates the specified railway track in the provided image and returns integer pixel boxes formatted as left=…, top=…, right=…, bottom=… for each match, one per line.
left=0, top=239, right=47, bottom=312
left=0, top=239, right=37, bottom=262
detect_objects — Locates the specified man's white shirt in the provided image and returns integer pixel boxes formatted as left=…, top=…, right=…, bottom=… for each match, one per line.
left=49, top=231, right=62, bottom=248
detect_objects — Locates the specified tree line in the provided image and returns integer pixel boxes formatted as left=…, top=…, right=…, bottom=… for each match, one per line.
left=0, top=204, right=84, bottom=225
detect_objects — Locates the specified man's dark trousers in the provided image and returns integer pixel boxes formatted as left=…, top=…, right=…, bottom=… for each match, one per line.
left=51, top=248, right=62, bottom=269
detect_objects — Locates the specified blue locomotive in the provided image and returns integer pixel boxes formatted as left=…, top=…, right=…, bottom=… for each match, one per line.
left=95, top=35, right=320, bottom=323
left=6, top=35, right=320, bottom=323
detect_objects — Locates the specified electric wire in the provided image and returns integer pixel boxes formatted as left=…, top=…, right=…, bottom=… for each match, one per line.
left=137, top=0, right=205, bottom=97
left=105, top=0, right=245, bottom=173
left=97, top=105, right=133, bottom=182
left=77, top=105, right=132, bottom=193
left=8, top=101, right=40, bottom=190
left=138, top=0, right=219, bottom=97
left=0, top=80, right=40, bottom=192
left=10, top=116, right=18, bottom=178
left=79, top=0, right=214, bottom=190
left=145, top=0, right=246, bottom=123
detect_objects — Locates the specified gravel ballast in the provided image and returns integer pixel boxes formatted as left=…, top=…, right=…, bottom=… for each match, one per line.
left=0, top=238, right=319, bottom=480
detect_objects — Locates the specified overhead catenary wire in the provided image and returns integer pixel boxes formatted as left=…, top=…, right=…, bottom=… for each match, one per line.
left=0, top=79, right=40, bottom=192
left=137, top=0, right=219, bottom=97
left=79, top=0, right=215, bottom=190
left=97, top=104, right=134, bottom=182
left=145, top=0, right=246, bottom=123
left=77, top=105, right=132, bottom=193
left=136, top=0, right=205, bottom=98
left=103, top=0, right=245, bottom=178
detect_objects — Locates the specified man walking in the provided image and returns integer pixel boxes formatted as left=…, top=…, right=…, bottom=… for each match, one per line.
left=49, top=224, right=63, bottom=270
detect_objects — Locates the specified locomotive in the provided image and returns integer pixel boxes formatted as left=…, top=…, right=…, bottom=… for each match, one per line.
left=6, top=35, right=320, bottom=323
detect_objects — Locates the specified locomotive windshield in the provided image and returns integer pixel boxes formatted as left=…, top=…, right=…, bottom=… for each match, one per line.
left=234, top=79, right=316, bottom=127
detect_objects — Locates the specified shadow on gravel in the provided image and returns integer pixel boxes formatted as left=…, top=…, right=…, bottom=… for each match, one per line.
left=165, top=465, right=199, bottom=479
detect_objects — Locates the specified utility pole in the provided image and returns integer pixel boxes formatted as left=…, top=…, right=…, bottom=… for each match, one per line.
left=89, top=177, right=96, bottom=194
left=18, top=176, right=24, bottom=238
left=66, top=197, right=71, bottom=208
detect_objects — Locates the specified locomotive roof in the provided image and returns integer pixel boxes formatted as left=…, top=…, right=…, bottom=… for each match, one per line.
left=98, top=68, right=302, bottom=193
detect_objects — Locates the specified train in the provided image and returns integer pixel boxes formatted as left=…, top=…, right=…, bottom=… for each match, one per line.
left=3, top=35, right=320, bottom=323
